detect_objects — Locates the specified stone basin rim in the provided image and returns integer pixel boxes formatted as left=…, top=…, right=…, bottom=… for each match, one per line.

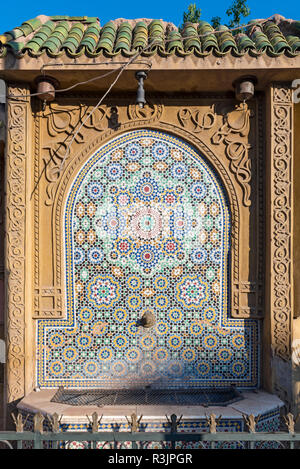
left=17, top=389, right=284, bottom=422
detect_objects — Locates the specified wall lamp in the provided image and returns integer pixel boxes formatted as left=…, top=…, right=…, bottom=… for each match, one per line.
left=233, top=76, right=257, bottom=102
left=35, top=75, right=60, bottom=103
left=135, top=71, right=148, bottom=108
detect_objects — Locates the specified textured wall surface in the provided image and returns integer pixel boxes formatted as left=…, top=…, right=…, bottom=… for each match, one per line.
left=293, top=102, right=300, bottom=425
left=0, top=140, right=4, bottom=430
left=294, top=102, right=300, bottom=319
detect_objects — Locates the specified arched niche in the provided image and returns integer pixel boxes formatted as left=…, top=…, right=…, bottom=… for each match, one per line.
left=36, top=129, right=259, bottom=389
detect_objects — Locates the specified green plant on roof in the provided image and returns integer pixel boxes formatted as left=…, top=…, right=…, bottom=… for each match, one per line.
left=183, top=3, right=202, bottom=24
left=211, top=16, right=221, bottom=29
left=181, top=1, right=250, bottom=32
left=226, top=0, right=250, bottom=29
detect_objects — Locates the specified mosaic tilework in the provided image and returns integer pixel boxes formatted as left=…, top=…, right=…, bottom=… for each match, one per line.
left=254, top=408, right=282, bottom=449
left=36, top=129, right=260, bottom=388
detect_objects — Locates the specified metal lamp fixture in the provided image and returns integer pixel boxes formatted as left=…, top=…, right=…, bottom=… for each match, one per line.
left=135, top=71, right=148, bottom=108
left=233, top=76, right=257, bottom=102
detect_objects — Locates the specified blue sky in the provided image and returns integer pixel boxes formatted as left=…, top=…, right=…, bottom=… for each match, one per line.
left=0, top=0, right=298, bottom=33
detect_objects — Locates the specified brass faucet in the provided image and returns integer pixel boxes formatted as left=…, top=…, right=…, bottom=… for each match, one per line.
left=139, top=311, right=156, bottom=328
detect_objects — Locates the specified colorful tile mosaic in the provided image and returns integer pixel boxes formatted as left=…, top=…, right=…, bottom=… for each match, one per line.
left=254, top=408, right=282, bottom=449
left=36, top=129, right=260, bottom=389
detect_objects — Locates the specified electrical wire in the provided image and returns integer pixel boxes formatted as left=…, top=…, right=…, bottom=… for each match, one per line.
left=3, top=65, right=152, bottom=100
left=58, top=68, right=127, bottom=171
left=1, top=13, right=295, bottom=171
left=58, top=38, right=158, bottom=172
left=58, top=13, right=282, bottom=170
left=0, top=14, right=293, bottom=101
left=40, top=60, right=153, bottom=72
left=7, top=68, right=146, bottom=99
left=6, top=61, right=153, bottom=98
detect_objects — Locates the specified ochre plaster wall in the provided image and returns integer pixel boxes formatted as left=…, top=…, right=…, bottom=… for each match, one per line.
left=294, top=103, right=300, bottom=319
left=0, top=140, right=4, bottom=430
left=293, top=102, right=300, bottom=423
left=2, top=81, right=297, bottom=420
left=4, top=87, right=265, bottom=406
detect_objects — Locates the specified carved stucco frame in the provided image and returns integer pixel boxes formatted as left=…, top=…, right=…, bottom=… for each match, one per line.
left=38, top=97, right=262, bottom=323
left=5, top=84, right=32, bottom=404
left=53, top=121, right=240, bottom=322
left=4, top=90, right=283, bottom=404
left=263, top=83, right=294, bottom=405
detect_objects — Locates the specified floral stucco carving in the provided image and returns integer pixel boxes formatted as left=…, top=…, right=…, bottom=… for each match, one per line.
left=270, top=84, right=293, bottom=361
left=211, top=103, right=252, bottom=207
left=5, top=84, right=29, bottom=402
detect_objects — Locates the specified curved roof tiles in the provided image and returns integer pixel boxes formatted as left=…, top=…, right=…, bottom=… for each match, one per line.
left=0, top=15, right=299, bottom=58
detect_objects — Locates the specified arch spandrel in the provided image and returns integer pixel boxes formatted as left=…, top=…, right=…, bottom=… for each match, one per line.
left=35, top=128, right=260, bottom=389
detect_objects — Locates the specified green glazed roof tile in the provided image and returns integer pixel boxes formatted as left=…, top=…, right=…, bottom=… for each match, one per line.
left=4, top=28, right=24, bottom=40
left=41, top=20, right=56, bottom=33
left=7, top=41, right=25, bottom=52
left=216, top=28, right=238, bottom=53
left=61, top=37, right=80, bottom=52
left=97, top=40, right=114, bottom=53
left=149, top=20, right=164, bottom=32
left=250, top=29, right=273, bottom=52
left=167, top=31, right=184, bottom=52
left=80, top=22, right=101, bottom=52
left=101, top=21, right=116, bottom=32
left=42, top=37, right=62, bottom=52
left=286, top=35, right=300, bottom=53
left=132, top=23, right=148, bottom=50
left=182, top=23, right=201, bottom=51
left=24, top=38, right=45, bottom=52
left=235, top=33, right=256, bottom=52
left=22, top=18, right=42, bottom=32
left=16, top=24, right=34, bottom=36
left=0, top=15, right=299, bottom=58
left=41, top=23, right=69, bottom=53
left=197, top=22, right=219, bottom=52
left=263, top=21, right=291, bottom=53
left=271, top=37, right=291, bottom=53
left=201, top=35, right=219, bottom=51
left=61, top=23, right=85, bottom=52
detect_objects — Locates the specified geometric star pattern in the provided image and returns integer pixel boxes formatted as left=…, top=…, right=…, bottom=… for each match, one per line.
left=37, top=130, right=259, bottom=388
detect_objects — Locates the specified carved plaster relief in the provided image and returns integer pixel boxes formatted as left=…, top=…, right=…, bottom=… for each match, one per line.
left=270, top=84, right=293, bottom=361
left=34, top=96, right=263, bottom=322
left=211, top=103, right=252, bottom=207
left=5, top=84, right=29, bottom=402
left=3, top=91, right=267, bottom=400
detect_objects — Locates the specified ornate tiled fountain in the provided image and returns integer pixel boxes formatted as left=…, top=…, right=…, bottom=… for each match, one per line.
left=18, top=130, right=283, bottom=444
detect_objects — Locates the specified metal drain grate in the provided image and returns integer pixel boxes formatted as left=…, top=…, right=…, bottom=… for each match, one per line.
left=51, top=387, right=243, bottom=407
